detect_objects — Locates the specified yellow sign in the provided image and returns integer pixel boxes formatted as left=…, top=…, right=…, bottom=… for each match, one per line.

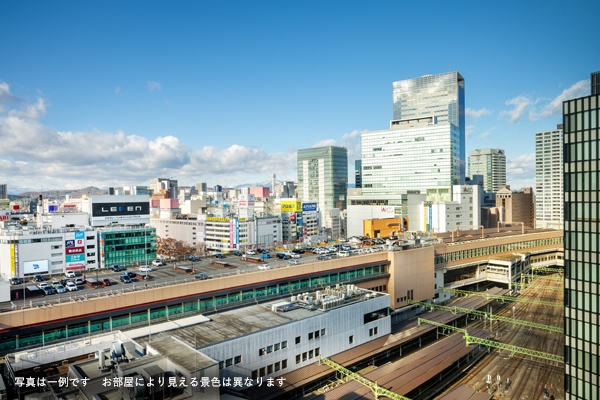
left=281, top=200, right=302, bottom=212
left=10, top=244, right=15, bottom=277
left=207, top=217, right=230, bottom=222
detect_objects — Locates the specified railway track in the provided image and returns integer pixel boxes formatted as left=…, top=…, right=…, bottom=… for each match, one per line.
left=440, top=274, right=564, bottom=399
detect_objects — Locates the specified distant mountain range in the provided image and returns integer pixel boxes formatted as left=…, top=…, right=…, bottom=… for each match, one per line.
left=17, top=186, right=107, bottom=200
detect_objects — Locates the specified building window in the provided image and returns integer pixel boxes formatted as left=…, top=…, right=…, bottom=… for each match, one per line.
left=259, top=348, right=266, bottom=356
left=295, top=336, right=301, bottom=344
left=274, top=343, right=280, bottom=351
left=302, top=352, right=308, bottom=362
left=296, top=355, right=301, bottom=364
left=275, top=361, right=281, bottom=372
left=234, top=355, right=241, bottom=364
left=309, top=350, right=314, bottom=359
left=267, top=345, right=273, bottom=354
left=225, top=358, right=233, bottom=367
left=219, top=361, right=224, bottom=369
left=282, top=359, right=288, bottom=369
left=282, top=340, right=287, bottom=349
left=321, top=328, right=326, bottom=336
left=308, top=332, right=314, bottom=340
left=349, top=335, right=354, bottom=344
left=252, top=370, right=258, bottom=379
left=315, top=348, right=320, bottom=357
left=267, top=364, right=273, bottom=374
left=260, top=367, right=266, bottom=377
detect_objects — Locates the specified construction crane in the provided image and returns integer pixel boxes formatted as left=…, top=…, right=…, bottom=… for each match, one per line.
left=318, top=356, right=411, bottom=400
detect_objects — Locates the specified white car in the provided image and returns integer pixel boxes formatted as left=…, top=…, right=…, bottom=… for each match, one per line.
left=65, top=271, right=76, bottom=278
left=288, top=260, right=301, bottom=266
left=336, top=251, right=350, bottom=257
left=139, top=265, right=153, bottom=273
left=246, top=250, right=257, bottom=255
left=258, top=264, right=271, bottom=270
left=65, top=281, right=78, bottom=292
left=151, top=260, right=164, bottom=267
left=38, top=282, right=51, bottom=290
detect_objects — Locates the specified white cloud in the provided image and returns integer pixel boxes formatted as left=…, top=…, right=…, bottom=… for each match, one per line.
left=501, top=95, right=533, bottom=123
left=466, top=125, right=475, bottom=139
left=147, top=81, right=162, bottom=92
left=502, top=80, right=590, bottom=123
left=0, top=95, right=298, bottom=190
left=466, top=108, right=492, bottom=118
left=506, top=153, right=535, bottom=189
left=535, top=80, right=589, bottom=119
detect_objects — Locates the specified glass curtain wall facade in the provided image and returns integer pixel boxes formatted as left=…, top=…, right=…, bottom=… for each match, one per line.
left=100, top=227, right=156, bottom=267
left=297, top=146, right=348, bottom=216
left=392, top=71, right=466, bottom=180
left=535, top=128, right=564, bottom=229
left=563, top=93, right=600, bottom=399
left=360, top=121, right=461, bottom=201
left=468, top=148, right=507, bottom=192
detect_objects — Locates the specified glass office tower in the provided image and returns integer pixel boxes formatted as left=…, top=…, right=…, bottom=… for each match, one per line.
left=563, top=92, right=599, bottom=399
left=393, top=71, right=466, bottom=180
left=468, top=148, right=507, bottom=192
left=297, top=146, right=348, bottom=217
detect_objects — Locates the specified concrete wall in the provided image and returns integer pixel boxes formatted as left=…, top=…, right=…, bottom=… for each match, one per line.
left=387, top=246, right=435, bottom=309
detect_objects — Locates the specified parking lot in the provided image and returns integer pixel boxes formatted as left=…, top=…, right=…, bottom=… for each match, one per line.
left=2, top=243, right=389, bottom=312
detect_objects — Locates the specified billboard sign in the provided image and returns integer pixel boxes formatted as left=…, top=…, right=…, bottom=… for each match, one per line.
left=281, top=200, right=302, bottom=213
left=302, top=202, right=317, bottom=212
left=24, top=259, right=49, bottom=274
left=66, top=246, right=85, bottom=255
left=66, top=231, right=86, bottom=270
left=48, top=204, right=59, bottom=213
left=90, top=201, right=150, bottom=225
left=238, top=194, right=256, bottom=209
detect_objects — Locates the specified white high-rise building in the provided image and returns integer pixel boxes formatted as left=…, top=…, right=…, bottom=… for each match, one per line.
left=535, top=125, right=563, bottom=229
left=360, top=116, right=461, bottom=202
left=468, top=148, right=506, bottom=192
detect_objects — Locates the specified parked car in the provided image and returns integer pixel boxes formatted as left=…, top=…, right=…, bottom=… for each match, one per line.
left=262, top=253, right=272, bottom=259
left=336, top=251, right=350, bottom=257
left=139, top=265, right=153, bottom=272
left=151, top=260, right=165, bottom=267
left=10, top=277, right=22, bottom=285
left=65, top=271, right=76, bottom=278
left=38, top=282, right=51, bottom=290
left=316, top=255, right=332, bottom=261
left=41, top=286, right=56, bottom=296
left=195, top=273, right=209, bottom=280
left=258, top=264, right=271, bottom=270
left=126, top=271, right=137, bottom=278
left=246, top=250, right=256, bottom=255
left=33, top=274, right=45, bottom=282
left=75, top=277, right=85, bottom=285
left=188, top=256, right=200, bottom=261
left=111, top=264, right=121, bottom=272
left=120, top=274, right=132, bottom=283
left=54, top=284, right=66, bottom=294
left=276, top=253, right=290, bottom=260
left=101, top=278, right=112, bottom=286
left=292, top=249, right=305, bottom=254
left=60, top=278, right=71, bottom=286
left=288, top=260, right=301, bottom=266
left=231, top=250, right=243, bottom=256
left=65, top=281, right=78, bottom=291
left=51, top=279, right=60, bottom=287
left=214, top=253, right=226, bottom=259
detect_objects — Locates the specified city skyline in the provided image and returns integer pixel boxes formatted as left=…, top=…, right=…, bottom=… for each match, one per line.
left=1, top=1, right=598, bottom=193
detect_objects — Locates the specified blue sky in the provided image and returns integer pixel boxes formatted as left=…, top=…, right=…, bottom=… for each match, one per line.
left=0, top=1, right=598, bottom=193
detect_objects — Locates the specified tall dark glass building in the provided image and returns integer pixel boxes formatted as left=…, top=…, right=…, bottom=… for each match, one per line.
left=563, top=86, right=599, bottom=399
left=354, top=159, right=362, bottom=188
left=592, top=70, right=600, bottom=95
